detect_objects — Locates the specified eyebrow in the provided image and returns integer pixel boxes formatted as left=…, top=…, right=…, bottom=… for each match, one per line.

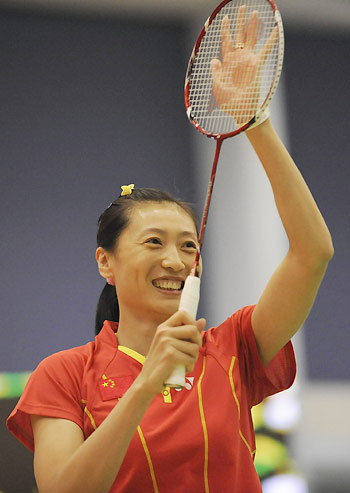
left=140, top=228, right=197, bottom=238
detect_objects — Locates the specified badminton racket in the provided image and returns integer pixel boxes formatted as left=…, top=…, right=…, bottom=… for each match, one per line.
left=165, top=0, right=284, bottom=388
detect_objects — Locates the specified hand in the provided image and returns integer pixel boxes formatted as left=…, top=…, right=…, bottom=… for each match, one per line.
left=210, top=5, right=278, bottom=124
left=136, top=311, right=206, bottom=396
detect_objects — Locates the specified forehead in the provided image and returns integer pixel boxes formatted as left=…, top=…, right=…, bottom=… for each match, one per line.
left=127, top=202, right=197, bottom=235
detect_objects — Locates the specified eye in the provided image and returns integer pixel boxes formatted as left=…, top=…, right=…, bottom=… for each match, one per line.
left=146, top=237, right=162, bottom=246
left=183, top=241, right=197, bottom=251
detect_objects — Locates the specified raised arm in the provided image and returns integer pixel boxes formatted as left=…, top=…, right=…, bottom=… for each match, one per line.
left=210, top=7, right=334, bottom=366
left=247, top=119, right=334, bottom=365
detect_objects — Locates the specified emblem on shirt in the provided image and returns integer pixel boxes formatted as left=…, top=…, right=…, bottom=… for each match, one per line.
left=99, top=375, right=134, bottom=400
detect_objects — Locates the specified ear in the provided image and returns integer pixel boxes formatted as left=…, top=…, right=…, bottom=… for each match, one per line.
left=198, top=254, right=203, bottom=278
left=96, top=247, right=114, bottom=282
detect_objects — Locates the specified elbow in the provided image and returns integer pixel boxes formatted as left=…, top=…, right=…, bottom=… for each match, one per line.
left=291, top=235, right=334, bottom=271
left=320, top=234, right=335, bottom=263
left=312, top=236, right=334, bottom=270
left=325, top=243, right=335, bottom=262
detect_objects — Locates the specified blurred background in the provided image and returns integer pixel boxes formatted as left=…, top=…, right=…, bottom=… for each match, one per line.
left=0, top=0, right=349, bottom=491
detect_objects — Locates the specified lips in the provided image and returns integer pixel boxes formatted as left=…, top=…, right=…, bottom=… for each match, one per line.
left=152, top=279, right=184, bottom=291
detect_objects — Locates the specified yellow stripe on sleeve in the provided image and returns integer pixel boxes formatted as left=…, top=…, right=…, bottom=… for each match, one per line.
left=229, top=357, right=241, bottom=419
left=83, top=405, right=97, bottom=430
left=229, top=356, right=255, bottom=457
left=137, top=425, right=159, bottom=493
left=198, top=356, right=209, bottom=493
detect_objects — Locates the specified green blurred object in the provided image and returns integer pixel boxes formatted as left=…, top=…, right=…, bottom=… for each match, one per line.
left=254, top=433, right=289, bottom=478
left=0, top=372, right=31, bottom=399
left=252, top=402, right=264, bottom=431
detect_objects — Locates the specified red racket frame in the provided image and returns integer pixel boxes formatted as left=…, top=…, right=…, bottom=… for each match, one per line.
left=184, top=0, right=283, bottom=276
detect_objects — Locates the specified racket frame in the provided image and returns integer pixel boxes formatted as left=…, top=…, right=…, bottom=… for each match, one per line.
left=184, top=0, right=284, bottom=139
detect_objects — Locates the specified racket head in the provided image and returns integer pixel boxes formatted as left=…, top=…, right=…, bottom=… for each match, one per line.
left=185, top=0, right=284, bottom=139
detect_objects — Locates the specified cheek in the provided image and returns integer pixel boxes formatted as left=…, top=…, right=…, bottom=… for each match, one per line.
left=113, top=255, right=151, bottom=286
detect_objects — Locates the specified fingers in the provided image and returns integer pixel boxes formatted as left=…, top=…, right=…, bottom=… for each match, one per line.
left=210, top=57, right=222, bottom=75
left=221, top=15, right=233, bottom=58
left=221, top=5, right=248, bottom=57
left=162, top=309, right=205, bottom=333
left=222, top=7, right=275, bottom=57
left=138, top=313, right=205, bottom=393
left=169, top=339, right=200, bottom=364
left=197, top=318, right=206, bottom=333
left=210, top=58, right=222, bottom=92
left=245, top=10, right=258, bottom=50
left=259, top=25, right=278, bottom=66
left=234, top=5, right=247, bottom=47
left=158, top=321, right=203, bottom=346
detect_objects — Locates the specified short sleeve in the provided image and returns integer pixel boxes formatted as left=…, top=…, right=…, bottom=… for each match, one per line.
left=206, top=305, right=296, bottom=407
left=7, top=349, right=86, bottom=452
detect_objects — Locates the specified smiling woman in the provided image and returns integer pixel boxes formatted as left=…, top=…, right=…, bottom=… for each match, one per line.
left=95, top=188, right=199, bottom=337
left=6, top=12, right=333, bottom=489
left=95, top=190, right=201, bottom=356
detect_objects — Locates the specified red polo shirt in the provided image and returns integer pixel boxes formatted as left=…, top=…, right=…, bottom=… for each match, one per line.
left=7, top=305, right=295, bottom=492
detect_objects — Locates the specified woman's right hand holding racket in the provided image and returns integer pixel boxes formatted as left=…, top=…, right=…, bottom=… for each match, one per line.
left=136, top=311, right=205, bottom=396
left=210, top=5, right=278, bottom=124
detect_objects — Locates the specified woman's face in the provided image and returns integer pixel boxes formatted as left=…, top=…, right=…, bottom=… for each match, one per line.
left=107, top=202, right=199, bottom=324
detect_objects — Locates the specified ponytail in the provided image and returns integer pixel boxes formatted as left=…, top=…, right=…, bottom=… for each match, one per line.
left=95, top=283, right=119, bottom=335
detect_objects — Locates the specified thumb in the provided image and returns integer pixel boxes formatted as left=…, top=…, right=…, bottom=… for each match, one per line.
left=210, top=58, right=222, bottom=77
left=196, top=318, right=207, bottom=332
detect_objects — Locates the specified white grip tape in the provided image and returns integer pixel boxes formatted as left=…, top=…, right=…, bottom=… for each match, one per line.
left=164, top=364, right=186, bottom=389
left=179, top=275, right=201, bottom=318
left=164, top=276, right=201, bottom=389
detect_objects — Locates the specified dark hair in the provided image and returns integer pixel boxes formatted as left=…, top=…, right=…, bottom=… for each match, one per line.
left=95, top=188, right=199, bottom=334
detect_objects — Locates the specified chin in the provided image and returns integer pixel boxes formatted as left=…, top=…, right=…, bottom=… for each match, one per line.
left=154, top=302, right=179, bottom=322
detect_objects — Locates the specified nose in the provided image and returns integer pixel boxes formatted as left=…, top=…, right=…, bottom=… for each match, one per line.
left=161, top=247, right=186, bottom=272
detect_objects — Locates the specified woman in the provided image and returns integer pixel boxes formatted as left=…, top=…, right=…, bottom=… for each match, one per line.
left=7, top=13, right=333, bottom=493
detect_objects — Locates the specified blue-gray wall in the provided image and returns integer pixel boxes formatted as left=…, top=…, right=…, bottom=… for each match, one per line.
left=1, top=8, right=196, bottom=372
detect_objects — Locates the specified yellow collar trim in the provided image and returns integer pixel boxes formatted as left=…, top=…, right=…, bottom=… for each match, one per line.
left=118, top=345, right=146, bottom=365
left=118, top=345, right=172, bottom=404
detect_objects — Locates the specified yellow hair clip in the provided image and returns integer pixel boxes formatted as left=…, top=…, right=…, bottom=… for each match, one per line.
left=120, top=184, right=135, bottom=196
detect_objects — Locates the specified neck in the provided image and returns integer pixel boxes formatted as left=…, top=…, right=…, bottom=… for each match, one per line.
left=117, top=310, right=170, bottom=356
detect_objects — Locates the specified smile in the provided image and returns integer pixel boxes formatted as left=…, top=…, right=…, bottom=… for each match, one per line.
left=152, top=279, right=184, bottom=291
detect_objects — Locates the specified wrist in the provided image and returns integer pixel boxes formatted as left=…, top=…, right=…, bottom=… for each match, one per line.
left=246, top=107, right=271, bottom=132
left=132, top=375, right=159, bottom=403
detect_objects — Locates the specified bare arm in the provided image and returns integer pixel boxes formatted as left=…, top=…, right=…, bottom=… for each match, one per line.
left=210, top=8, right=334, bottom=366
left=247, top=119, right=334, bottom=365
left=31, top=312, right=205, bottom=493
left=31, top=381, right=154, bottom=493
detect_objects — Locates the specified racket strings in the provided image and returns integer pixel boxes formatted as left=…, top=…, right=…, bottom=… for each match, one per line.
left=187, top=0, right=280, bottom=136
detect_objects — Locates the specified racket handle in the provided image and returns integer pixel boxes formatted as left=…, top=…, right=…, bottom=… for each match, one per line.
left=179, top=275, right=201, bottom=317
left=164, top=275, right=201, bottom=389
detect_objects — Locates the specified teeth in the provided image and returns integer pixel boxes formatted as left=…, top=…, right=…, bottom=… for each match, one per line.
left=153, top=280, right=183, bottom=291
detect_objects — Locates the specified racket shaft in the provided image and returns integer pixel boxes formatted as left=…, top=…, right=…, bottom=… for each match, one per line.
left=191, top=138, right=223, bottom=276
left=164, top=276, right=201, bottom=388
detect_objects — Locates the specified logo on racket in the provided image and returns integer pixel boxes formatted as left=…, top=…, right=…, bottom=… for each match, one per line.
left=174, top=377, right=195, bottom=392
